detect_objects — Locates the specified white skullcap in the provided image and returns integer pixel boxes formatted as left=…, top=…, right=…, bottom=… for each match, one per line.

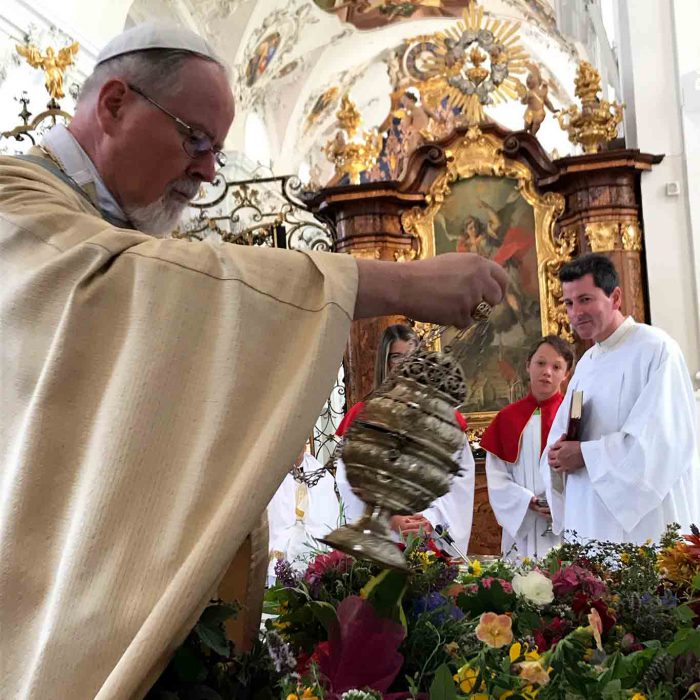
left=96, top=21, right=220, bottom=65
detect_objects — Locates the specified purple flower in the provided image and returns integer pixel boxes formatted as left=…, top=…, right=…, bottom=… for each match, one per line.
left=266, top=630, right=296, bottom=673
left=274, top=558, right=299, bottom=588
left=431, top=563, right=459, bottom=592
left=412, top=592, right=464, bottom=623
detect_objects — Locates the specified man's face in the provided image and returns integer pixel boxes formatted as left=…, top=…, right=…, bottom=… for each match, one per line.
left=104, top=57, right=235, bottom=234
left=562, top=273, right=621, bottom=342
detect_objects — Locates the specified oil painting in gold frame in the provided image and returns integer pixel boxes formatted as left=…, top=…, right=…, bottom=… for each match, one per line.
left=402, top=126, right=572, bottom=432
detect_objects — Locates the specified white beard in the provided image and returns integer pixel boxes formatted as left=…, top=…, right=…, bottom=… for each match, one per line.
left=124, top=179, right=200, bottom=237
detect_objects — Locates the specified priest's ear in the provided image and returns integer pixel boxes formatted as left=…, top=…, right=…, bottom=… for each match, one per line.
left=609, top=285, right=623, bottom=311
left=95, top=79, right=130, bottom=134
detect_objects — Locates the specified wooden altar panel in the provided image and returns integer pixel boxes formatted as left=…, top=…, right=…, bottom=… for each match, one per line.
left=468, top=461, right=502, bottom=555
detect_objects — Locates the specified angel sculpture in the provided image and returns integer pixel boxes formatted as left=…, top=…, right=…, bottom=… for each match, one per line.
left=16, top=41, right=80, bottom=101
left=516, top=63, right=557, bottom=136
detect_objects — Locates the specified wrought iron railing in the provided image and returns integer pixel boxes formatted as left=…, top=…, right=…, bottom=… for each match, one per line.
left=175, top=174, right=335, bottom=253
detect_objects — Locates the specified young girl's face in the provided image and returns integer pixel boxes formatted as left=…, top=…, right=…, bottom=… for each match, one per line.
left=527, top=343, right=569, bottom=401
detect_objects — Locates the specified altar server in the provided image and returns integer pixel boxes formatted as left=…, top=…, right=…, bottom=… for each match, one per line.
left=482, top=335, right=574, bottom=560
left=543, top=253, right=700, bottom=543
left=267, top=448, right=341, bottom=583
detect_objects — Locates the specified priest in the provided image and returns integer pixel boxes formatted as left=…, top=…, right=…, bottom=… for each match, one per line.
left=0, top=22, right=507, bottom=700
left=543, top=253, right=700, bottom=543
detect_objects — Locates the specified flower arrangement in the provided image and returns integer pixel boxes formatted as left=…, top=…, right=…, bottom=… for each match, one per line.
left=148, top=525, right=700, bottom=700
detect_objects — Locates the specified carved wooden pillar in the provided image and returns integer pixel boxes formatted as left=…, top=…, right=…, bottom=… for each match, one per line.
left=305, top=147, right=446, bottom=407
left=538, top=150, right=663, bottom=323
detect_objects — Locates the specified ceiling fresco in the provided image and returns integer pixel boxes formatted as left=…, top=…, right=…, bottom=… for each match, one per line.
left=120, top=0, right=618, bottom=182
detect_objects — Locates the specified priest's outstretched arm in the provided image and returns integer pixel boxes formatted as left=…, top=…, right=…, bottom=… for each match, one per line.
left=354, top=252, right=507, bottom=326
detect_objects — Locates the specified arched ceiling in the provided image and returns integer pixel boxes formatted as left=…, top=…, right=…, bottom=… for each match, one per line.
left=122, top=0, right=618, bottom=181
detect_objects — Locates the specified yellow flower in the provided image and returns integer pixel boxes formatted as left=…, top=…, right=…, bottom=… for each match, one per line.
left=301, top=689, right=319, bottom=700
left=509, top=642, right=522, bottom=662
left=499, top=692, right=515, bottom=699
left=453, top=664, right=479, bottom=694
left=631, top=694, right=647, bottom=700
left=620, top=553, right=631, bottom=564
left=522, top=556, right=532, bottom=566
left=286, top=695, right=299, bottom=700
left=476, top=611, right=514, bottom=648
left=518, top=660, right=550, bottom=686
left=469, top=559, right=483, bottom=576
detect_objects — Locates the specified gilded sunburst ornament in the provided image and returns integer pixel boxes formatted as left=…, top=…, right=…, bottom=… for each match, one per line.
left=417, top=4, right=529, bottom=125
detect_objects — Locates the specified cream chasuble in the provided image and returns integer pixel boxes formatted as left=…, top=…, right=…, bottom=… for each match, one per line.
left=541, top=317, right=700, bottom=544
left=0, top=154, right=357, bottom=699
left=335, top=439, right=476, bottom=553
left=486, top=413, right=560, bottom=561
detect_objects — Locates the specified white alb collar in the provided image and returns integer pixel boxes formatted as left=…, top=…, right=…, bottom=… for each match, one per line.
left=592, top=315, right=635, bottom=356
left=42, top=124, right=131, bottom=228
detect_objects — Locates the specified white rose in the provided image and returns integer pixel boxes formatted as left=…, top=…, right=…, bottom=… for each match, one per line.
left=512, top=570, right=554, bottom=606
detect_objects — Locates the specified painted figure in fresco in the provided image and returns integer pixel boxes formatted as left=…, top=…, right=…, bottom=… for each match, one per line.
left=245, top=32, right=280, bottom=87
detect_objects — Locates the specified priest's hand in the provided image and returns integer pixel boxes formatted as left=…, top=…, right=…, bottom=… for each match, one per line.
left=547, top=434, right=585, bottom=473
left=354, top=253, right=507, bottom=327
left=529, top=496, right=551, bottom=517
left=390, top=514, right=433, bottom=536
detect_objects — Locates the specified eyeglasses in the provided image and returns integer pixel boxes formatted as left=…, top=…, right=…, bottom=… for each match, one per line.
left=128, top=83, right=227, bottom=167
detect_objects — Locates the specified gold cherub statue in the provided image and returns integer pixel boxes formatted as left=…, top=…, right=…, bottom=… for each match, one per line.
left=16, top=41, right=80, bottom=101
left=517, top=63, right=557, bottom=136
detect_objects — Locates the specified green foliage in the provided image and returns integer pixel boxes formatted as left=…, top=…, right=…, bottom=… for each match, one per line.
left=428, top=663, right=457, bottom=700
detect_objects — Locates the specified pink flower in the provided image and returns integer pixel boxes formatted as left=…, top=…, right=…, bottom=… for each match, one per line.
left=303, top=550, right=353, bottom=585
left=475, top=612, right=513, bottom=648
left=551, top=565, right=605, bottom=598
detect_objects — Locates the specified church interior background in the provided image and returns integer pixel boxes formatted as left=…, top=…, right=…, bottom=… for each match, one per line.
left=1, top=0, right=699, bottom=554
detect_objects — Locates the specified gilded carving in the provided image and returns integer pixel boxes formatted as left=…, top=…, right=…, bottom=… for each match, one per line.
left=584, top=220, right=643, bottom=253
left=585, top=222, right=619, bottom=252
left=621, top=222, right=642, bottom=252
left=558, top=61, right=624, bottom=153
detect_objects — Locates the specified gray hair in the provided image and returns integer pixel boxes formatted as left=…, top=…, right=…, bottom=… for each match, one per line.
left=79, top=48, right=229, bottom=103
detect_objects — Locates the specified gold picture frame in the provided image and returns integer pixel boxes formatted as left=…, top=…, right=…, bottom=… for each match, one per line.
left=402, top=126, right=571, bottom=434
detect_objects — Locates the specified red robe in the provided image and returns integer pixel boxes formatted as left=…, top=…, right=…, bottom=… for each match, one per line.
left=480, top=392, right=563, bottom=464
left=336, top=401, right=468, bottom=437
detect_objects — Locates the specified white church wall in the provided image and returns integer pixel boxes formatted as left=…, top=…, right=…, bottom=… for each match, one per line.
left=672, top=0, right=700, bottom=426
left=616, top=0, right=700, bottom=417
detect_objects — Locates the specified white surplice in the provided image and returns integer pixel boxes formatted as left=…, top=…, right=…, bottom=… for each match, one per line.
left=486, top=412, right=560, bottom=560
left=541, top=316, right=700, bottom=543
left=267, top=453, right=340, bottom=582
left=335, top=439, right=475, bottom=553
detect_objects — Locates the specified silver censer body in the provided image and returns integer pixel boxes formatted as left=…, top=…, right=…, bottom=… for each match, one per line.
left=321, top=346, right=468, bottom=570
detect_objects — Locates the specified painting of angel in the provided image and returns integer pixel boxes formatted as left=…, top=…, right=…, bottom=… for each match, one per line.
left=433, top=175, right=541, bottom=414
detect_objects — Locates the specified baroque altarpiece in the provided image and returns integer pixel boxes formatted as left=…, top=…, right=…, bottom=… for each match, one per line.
left=306, top=12, right=662, bottom=554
